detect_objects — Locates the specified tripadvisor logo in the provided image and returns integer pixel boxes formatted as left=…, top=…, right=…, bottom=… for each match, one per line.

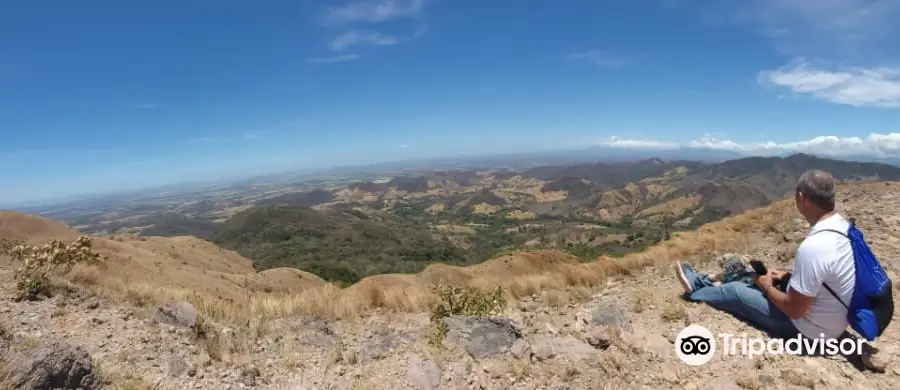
left=675, top=325, right=865, bottom=365
left=675, top=325, right=716, bottom=365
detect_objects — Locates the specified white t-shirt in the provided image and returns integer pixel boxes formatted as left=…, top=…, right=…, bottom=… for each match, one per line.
left=788, top=213, right=856, bottom=340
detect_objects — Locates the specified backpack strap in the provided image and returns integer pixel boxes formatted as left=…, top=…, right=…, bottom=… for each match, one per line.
left=822, top=283, right=850, bottom=309
left=810, top=227, right=852, bottom=309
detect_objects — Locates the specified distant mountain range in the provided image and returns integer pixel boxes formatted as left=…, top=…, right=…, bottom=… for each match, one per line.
left=36, top=151, right=900, bottom=284
left=8, top=145, right=900, bottom=212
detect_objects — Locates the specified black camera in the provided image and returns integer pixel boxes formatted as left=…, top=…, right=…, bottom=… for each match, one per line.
left=679, top=335, right=712, bottom=355
left=774, top=272, right=792, bottom=292
left=749, top=260, right=767, bottom=275
left=750, top=260, right=791, bottom=292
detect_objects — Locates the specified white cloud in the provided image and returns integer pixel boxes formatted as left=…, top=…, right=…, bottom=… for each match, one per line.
left=311, top=0, right=430, bottom=60
left=602, top=136, right=679, bottom=149
left=663, top=0, right=900, bottom=59
left=568, top=50, right=626, bottom=68
left=758, top=59, right=900, bottom=108
left=330, top=30, right=399, bottom=52
left=306, top=54, right=361, bottom=63
left=136, top=103, right=158, bottom=109
left=597, top=132, right=900, bottom=158
left=399, top=143, right=410, bottom=149
left=322, top=0, right=427, bottom=25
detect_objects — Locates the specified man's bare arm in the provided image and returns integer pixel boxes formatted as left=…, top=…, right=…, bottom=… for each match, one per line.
left=754, top=274, right=814, bottom=319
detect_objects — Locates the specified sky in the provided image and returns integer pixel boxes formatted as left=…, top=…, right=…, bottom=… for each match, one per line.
left=3, top=0, right=900, bottom=205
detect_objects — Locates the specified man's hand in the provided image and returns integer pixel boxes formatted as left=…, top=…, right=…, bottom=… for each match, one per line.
left=753, top=272, right=774, bottom=293
left=769, top=269, right=788, bottom=281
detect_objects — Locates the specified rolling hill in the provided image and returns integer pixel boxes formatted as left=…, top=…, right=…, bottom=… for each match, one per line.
left=2, top=177, right=900, bottom=389
left=35, top=153, right=900, bottom=286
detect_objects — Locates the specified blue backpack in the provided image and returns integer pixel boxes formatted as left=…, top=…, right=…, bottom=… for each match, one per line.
left=820, top=218, right=894, bottom=341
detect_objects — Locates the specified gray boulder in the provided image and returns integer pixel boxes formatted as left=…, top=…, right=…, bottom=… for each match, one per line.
left=442, top=316, right=522, bottom=359
left=529, top=335, right=597, bottom=362
left=8, top=342, right=103, bottom=389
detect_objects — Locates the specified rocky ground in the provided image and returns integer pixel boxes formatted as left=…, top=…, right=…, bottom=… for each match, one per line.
left=3, top=182, right=900, bottom=389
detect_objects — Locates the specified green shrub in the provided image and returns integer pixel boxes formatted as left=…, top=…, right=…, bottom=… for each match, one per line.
left=427, top=284, right=507, bottom=347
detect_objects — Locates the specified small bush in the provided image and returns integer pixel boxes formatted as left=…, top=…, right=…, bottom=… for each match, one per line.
left=0, top=238, right=24, bottom=255
left=8, top=236, right=102, bottom=301
left=427, top=283, right=507, bottom=347
left=429, top=284, right=507, bottom=322
left=190, top=316, right=225, bottom=362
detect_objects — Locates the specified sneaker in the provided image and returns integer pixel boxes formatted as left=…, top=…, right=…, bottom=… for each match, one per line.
left=675, top=262, right=694, bottom=295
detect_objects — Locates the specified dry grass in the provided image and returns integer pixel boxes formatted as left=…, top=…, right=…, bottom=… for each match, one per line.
left=631, top=289, right=653, bottom=313
left=0, top=210, right=80, bottom=244
left=539, top=289, right=571, bottom=308
left=506, top=210, right=537, bottom=220
left=634, top=195, right=700, bottom=219
left=425, top=203, right=446, bottom=214
left=429, top=224, right=477, bottom=235
left=79, top=193, right=791, bottom=325
left=471, top=202, right=501, bottom=214
left=95, top=361, right=155, bottom=390
left=8, top=182, right=884, bottom=337
left=0, top=360, right=15, bottom=390
left=0, top=319, right=10, bottom=389
left=493, top=176, right=568, bottom=203
left=660, top=301, right=688, bottom=323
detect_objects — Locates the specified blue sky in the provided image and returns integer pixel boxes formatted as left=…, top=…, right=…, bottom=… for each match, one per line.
left=3, top=0, right=900, bottom=205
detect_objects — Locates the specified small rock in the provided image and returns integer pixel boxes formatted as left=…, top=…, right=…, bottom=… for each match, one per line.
left=168, top=354, right=191, bottom=378
left=239, top=366, right=260, bottom=387
left=406, top=354, right=442, bottom=389
left=891, top=365, right=900, bottom=377
left=151, top=301, right=198, bottom=328
left=617, top=326, right=671, bottom=358
left=355, top=329, right=397, bottom=362
left=781, top=368, right=816, bottom=388
left=0, top=326, right=9, bottom=352
left=544, top=323, right=559, bottom=335
left=585, top=327, right=613, bottom=349
left=660, top=364, right=679, bottom=383
left=196, top=352, right=212, bottom=368
left=708, top=377, right=741, bottom=390
left=85, top=298, right=100, bottom=310
left=480, top=359, right=511, bottom=379
left=573, top=311, right=591, bottom=331
left=591, top=303, right=627, bottom=327
left=509, top=339, right=531, bottom=360
left=862, top=342, right=898, bottom=373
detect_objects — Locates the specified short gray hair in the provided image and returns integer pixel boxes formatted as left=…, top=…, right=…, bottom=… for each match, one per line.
left=796, top=169, right=836, bottom=210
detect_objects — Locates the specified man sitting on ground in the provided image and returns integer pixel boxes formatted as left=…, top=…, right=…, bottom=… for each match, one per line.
left=674, top=169, right=855, bottom=342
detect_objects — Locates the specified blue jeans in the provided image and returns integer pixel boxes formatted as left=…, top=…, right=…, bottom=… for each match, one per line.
left=680, top=263, right=801, bottom=339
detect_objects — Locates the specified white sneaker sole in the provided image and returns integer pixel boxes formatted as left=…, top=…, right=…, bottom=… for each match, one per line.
left=675, top=263, right=693, bottom=295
